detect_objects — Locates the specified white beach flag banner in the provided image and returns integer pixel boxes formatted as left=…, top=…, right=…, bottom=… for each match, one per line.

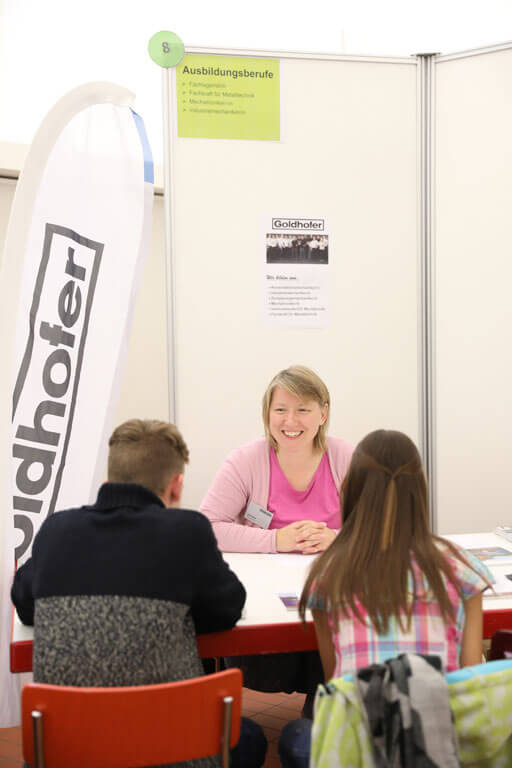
left=0, top=83, right=154, bottom=725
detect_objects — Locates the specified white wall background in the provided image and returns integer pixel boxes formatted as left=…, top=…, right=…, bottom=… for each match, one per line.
left=434, top=48, right=512, bottom=533
left=0, top=179, right=14, bottom=245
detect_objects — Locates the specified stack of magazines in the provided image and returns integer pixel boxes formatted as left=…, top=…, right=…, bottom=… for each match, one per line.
left=494, top=526, right=512, bottom=542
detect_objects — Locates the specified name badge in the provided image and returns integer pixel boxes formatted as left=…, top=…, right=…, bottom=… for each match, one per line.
left=244, top=501, right=274, bottom=530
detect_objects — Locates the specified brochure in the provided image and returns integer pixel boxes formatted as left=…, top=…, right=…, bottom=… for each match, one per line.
left=467, top=546, right=512, bottom=563
left=485, top=572, right=512, bottom=597
left=279, top=593, right=298, bottom=610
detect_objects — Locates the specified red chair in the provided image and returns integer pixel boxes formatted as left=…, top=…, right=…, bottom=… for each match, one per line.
left=489, top=629, right=512, bottom=660
left=22, top=669, right=242, bottom=768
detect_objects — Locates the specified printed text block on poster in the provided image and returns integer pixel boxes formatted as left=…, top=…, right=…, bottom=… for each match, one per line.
left=177, top=54, right=280, bottom=141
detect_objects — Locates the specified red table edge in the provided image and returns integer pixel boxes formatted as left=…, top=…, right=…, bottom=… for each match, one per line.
left=10, top=619, right=317, bottom=673
left=197, top=621, right=317, bottom=657
left=482, top=608, right=512, bottom=639
left=10, top=610, right=512, bottom=673
left=11, top=604, right=36, bottom=673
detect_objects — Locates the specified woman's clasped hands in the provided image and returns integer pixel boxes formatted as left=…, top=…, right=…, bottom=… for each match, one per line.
left=276, top=520, right=337, bottom=554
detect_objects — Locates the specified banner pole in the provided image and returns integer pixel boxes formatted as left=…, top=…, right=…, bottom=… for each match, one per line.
left=417, top=52, right=438, bottom=532
left=162, top=66, right=177, bottom=424
left=149, top=30, right=185, bottom=426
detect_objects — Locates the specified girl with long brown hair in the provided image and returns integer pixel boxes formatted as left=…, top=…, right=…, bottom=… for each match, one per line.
left=299, top=428, right=492, bottom=680
left=278, top=430, right=493, bottom=768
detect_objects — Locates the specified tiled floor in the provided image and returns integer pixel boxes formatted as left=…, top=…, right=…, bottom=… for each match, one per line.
left=0, top=688, right=303, bottom=767
left=241, top=689, right=304, bottom=768
left=0, top=725, right=22, bottom=768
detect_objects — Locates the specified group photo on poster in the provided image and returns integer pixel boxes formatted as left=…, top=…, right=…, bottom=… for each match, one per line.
left=266, top=233, right=328, bottom=265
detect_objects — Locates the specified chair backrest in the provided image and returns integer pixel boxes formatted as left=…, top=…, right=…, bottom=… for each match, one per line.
left=22, top=668, right=242, bottom=768
left=489, top=629, right=512, bottom=660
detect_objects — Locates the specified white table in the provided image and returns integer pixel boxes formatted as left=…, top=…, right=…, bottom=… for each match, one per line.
left=445, top=531, right=512, bottom=613
left=11, top=553, right=318, bottom=672
left=11, top=543, right=512, bottom=673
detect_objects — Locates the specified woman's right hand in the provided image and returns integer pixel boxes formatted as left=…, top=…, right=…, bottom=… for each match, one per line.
left=276, top=520, right=327, bottom=553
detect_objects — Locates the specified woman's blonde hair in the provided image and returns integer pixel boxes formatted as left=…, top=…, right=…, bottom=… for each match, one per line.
left=262, top=365, right=330, bottom=453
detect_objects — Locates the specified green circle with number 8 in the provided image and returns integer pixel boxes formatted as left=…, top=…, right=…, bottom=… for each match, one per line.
left=148, top=31, right=185, bottom=68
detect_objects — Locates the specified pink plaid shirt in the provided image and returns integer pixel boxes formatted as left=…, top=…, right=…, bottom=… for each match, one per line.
left=311, top=545, right=492, bottom=676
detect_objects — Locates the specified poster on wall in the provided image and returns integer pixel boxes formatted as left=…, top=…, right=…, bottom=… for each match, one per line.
left=262, top=216, right=331, bottom=328
left=176, top=54, right=280, bottom=141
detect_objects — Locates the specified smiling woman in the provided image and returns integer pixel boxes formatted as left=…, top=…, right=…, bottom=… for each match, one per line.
left=199, top=365, right=353, bottom=708
left=199, top=365, right=353, bottom=554
left=266, top=385, right=333, bottom=549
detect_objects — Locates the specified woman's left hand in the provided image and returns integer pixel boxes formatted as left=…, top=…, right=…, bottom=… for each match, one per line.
left=295, top=522, right=337, bottom=554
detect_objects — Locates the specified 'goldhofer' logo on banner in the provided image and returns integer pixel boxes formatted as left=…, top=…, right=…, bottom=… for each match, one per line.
left=12, top=223, right=103, bottom=560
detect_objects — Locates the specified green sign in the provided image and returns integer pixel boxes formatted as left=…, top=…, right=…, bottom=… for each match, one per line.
left=177, top=54, right=280, bottom=141
left=148, top=31, right=185, bottom=68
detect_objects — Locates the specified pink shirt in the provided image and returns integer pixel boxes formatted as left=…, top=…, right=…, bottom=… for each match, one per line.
left=268, top=449, right=341, bottom=530
left=200, top=437, right=353, bottom=553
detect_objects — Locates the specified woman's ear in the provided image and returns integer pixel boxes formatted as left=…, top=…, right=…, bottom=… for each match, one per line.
left=321, top=402, right=329, bottom=424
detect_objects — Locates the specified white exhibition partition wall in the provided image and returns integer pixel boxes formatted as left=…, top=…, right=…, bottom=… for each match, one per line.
left=0, top=179, right=15, bottom=257
left=114, top=194, right=169, bottom=427
left=169, top=52, right=421, bottom=511
left=0, top=178, right=15, bottom=566
left=434, top=46, right=512, bottom=534
left=2, top=46, right=512, bottom=530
